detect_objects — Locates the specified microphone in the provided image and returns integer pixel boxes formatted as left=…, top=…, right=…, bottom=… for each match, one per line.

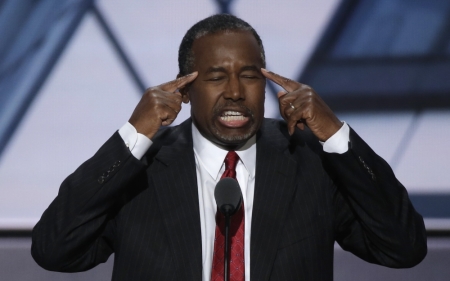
left=214, top=177, right=243, bottom=281
left=214, top=177, right=242, bottom=216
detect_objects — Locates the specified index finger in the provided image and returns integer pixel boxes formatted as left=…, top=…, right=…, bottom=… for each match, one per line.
left=159, top=71, right=198, bottom=93
left=261, top=68, right=300, bottom=93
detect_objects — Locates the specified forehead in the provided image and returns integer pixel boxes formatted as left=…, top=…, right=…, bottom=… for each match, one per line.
left=191, top=31, right=263, bottom=67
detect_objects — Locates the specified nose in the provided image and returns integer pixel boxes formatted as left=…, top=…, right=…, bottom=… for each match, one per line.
left=223, top=76, right=244, bottom=101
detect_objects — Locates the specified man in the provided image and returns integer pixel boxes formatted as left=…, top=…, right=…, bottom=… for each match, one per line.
left=32, top=14, right=427, bottom=280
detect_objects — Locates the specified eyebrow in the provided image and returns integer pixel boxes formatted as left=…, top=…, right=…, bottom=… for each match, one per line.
left=240, top=65, right=260, bottom=72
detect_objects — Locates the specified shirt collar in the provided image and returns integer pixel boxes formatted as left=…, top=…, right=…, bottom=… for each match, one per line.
left=192, top=123, right=256, bottom=180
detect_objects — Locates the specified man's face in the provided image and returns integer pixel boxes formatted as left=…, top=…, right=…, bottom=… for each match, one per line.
left=186, top=30, right=266, bottom=149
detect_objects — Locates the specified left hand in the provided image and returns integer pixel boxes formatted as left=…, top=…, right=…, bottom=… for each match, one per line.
left=261, top=68, right=342, bottom=141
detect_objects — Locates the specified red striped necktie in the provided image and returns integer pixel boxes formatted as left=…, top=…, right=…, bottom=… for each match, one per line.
left=211, top=151, right=245, bottom=281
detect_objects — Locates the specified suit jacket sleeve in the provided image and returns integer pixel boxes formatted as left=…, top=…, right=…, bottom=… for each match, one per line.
left=325, top=127, right=427, bottom=267
left=31, top=132, right=147, bottom=272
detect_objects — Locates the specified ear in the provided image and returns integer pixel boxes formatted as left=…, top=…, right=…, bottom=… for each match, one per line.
left=177, top=73, right=191, bottom=104
left=180, top=87, right=190, bottom=104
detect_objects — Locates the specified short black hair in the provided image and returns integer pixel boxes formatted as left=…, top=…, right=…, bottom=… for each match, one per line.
left=178, top=14, right=265, bottom=76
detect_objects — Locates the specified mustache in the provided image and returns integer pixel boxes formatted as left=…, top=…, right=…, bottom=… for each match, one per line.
left=212, top=101, right=254, bottom=118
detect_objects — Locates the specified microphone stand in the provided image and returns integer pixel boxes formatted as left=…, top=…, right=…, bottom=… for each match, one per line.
left=224, top=212, right=231, bottom=281
left=221, top=203, right=238, bottom=281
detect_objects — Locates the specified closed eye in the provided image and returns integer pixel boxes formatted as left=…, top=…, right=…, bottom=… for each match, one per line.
left=242, top=75, right=259, bottom=79
left=205, top=76, right=225, bottom=81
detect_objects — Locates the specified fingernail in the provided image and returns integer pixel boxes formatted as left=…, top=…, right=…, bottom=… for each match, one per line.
left=261, top=68, right=268, bottom=72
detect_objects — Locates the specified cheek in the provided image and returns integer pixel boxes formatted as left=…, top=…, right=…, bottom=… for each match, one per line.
left=247, top=87, right=265, bottom=109
left=190, top=91, right=218, bottom=119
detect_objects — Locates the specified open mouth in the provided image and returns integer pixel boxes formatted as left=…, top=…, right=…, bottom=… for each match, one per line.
left=220, top=111, right=246, bottom=121
left=218, top=110, right=250, bottom=127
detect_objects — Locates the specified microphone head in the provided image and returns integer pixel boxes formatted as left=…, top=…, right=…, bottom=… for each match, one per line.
left=214, top=178, right=243, bottom=216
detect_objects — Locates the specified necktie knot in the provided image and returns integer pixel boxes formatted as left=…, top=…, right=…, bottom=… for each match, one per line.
left=222, top=151, right=239, bottom=179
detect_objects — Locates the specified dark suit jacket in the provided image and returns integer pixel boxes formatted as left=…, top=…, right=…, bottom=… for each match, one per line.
left=32, top=118, right=427, bottom=280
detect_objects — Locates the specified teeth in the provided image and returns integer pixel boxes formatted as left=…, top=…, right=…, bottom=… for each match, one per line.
left=223, top=111, right=243, bottom=116
left=221, top=115, right=245, bottom=121
left=220, top=111, right=246, bottom=122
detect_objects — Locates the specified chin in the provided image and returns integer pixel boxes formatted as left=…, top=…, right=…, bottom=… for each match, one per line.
left=213, top=129, right=256, bottom=147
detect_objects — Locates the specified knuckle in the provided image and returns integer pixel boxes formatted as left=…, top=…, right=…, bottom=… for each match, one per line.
left=300, top=84, right=312, bottom=91
left=174, top=95, right=182, bottom=103
left=145, top=86, right=158, bottom=93
left=158, top=110, right=169, bottom=119
left=173, top=105, right=181, bottom=113
left=144, top=89, right=160, bottom=99
left=149, top=92, right=160, bottom=100
left=152, top=99, right=164, bottom=108
left=282, top=77, right=291, bottom=83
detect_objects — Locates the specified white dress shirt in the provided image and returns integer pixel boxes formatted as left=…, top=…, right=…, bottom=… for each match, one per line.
left=191, top=123, right=256, bottom=280
left=118, top=120, right=350, bottom=281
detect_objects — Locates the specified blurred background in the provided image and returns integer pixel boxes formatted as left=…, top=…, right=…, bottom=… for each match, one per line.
left=1, top=0, right=449, bottom=280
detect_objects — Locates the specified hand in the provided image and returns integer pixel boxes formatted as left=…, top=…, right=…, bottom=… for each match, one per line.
left=261, top=68, right=342, bottom=141
left=128, top=72, right=198, bottom=139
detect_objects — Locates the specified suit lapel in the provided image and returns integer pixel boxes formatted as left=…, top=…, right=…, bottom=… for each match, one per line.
left=251, top=120, right=299, bottom=281
left=146, top=120, right=202, bottom=280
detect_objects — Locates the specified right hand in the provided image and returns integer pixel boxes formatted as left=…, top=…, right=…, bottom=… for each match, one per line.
left=261, top=69, right=341, bottom=141
left=128, top=72, right=198, bottom=139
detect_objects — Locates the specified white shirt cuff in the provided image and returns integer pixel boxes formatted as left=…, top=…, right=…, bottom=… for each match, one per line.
left=320, top=122, right=350, bottom=154
left=118, top=122, right=152, bottom=160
